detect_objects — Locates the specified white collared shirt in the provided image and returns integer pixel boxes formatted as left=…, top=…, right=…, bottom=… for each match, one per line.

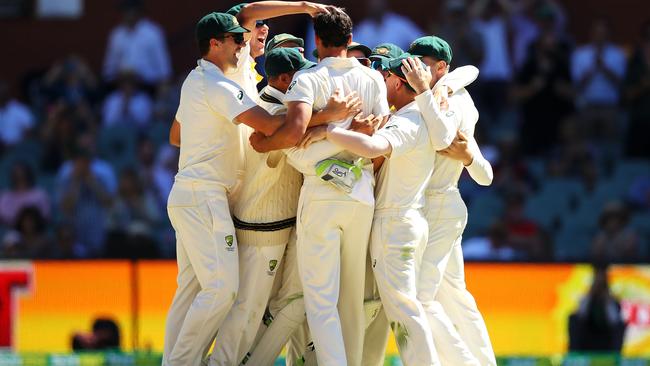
left=103, top=19, right=171, bottom=84
left=174, top=59, right=257, bottom=189
left=374, top=101, right=434, bottom=210
left=283, top=57, right=390, bottom=175
left=225, top=42, right=260, bottom=102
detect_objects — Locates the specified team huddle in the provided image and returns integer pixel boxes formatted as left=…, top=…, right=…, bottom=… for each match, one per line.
left=163, top=2, right=496, bottom=366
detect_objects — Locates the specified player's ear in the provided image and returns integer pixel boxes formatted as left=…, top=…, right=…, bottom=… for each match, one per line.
left=346, top=34, right=352, bottom=46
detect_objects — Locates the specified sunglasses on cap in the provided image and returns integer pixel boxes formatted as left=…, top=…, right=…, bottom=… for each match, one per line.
left=221, top=33, right=245, bottom=45
left=371, top=60, right=386, bottom=71
left=255, top=19, right=268, bottom=27
left=356, top=57, right=371, bottom=67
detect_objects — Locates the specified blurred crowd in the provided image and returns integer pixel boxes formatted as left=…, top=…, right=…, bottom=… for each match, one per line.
left=0, top=0, right=648, bottom=262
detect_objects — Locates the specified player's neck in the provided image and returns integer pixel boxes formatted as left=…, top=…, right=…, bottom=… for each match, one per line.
left=318, top=47, right=347, bottom=59
left=204, top=55, right=230, bottom=73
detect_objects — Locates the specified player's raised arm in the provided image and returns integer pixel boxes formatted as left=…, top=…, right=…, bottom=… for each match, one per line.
left=233, top=1, right=329, bottom=37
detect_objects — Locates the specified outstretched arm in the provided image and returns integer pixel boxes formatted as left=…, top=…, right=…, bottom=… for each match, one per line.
left=236, top=1, right=329, bottom=31
left=325, top=125, right=391, bottom=159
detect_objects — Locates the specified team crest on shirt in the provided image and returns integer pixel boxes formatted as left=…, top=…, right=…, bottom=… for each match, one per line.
left=287, top=80, right=297, bottom=91
left=225, top=235, right=235, bottom=251
left=267, top=259, right=278, bottom=276
left=237, top=90, right=244, bottom=101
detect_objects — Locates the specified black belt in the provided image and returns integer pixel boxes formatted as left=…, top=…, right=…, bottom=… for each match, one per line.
left=233, top=216, right=296, bottom=231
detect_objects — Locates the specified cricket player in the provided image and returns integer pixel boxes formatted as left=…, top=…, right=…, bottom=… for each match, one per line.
left=249, top=7, right=390, bottom=365
left=321, top=54, right=443, bottom=366
left=401, top=36, right=497, bottom=365
left=164, top=11, right=346, bottom=366
left=208, top=48, right=314, bottom=366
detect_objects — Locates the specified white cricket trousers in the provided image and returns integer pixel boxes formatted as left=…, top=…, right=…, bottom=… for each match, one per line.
left=370, top=208, right=440, bottom=366
left=245, top=229, right=311, bottom=366
left=210, top=238, right=287, bottom=366
left=163, top=180, right=239, bottom=366
left=420, top=189, right=496, bottom=366
left=297, top=177, right=373, bottom=366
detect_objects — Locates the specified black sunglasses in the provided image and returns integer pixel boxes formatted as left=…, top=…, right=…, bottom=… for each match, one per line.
left=255, top=19, right=268, bottom=27
left=221, top=33, right=245, bottom=45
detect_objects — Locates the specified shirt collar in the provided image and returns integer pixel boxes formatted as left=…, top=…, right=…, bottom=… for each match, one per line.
left=393, top=100, right=419, bottom=117
left=263, top=85, right=285, bottom=100
left=318, top=56, right=362, bottom=69
left=198, top=58, right=225, bottom=76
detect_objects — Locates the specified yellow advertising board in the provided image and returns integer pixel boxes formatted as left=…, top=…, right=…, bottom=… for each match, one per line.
left=3, top=261, right=649, bottom=356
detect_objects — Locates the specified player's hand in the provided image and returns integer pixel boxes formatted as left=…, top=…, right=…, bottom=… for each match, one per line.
left=304, top=2, right=330, bottom=17
left=298, top=125, right=328, bottom=149
left=437, top=130, right=473, bottom=166
left=249, top=131, right=268, bottom=153
left=324, top=88, right=362, bottom=122
left=401, top=57, right=431, bottom=95
left=350, top=113, right=385, bottom=136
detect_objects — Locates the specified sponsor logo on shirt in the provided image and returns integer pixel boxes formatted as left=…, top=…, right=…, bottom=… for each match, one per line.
left=237, top=90, right=244, bottom=101
left=287, top=80, right=297, bottom=91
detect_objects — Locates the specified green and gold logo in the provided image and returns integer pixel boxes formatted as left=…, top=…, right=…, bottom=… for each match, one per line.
left=375, top=47, right=389, bottom=55
left=225, top=235, right=234, bottom=247
left=269, top=259, right=278, bottom=272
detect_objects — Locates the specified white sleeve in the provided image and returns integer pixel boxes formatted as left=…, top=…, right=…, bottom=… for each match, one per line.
left=206, top=79, right=257, bottom=123
left=373, top=80, right=391, bottom=116
left=285, top=140, right=344, bottom=173
left=414, top=89, right=460, bottom=150
left=375, top=116, right=418, bottom=158
left=283, top=72, right=315, bottom=105
left=464, top=136, right=493, bottom=186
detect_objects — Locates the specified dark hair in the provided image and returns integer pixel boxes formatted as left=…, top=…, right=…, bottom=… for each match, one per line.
left=10, top=161, right=35, bottom=189
left=313, top=7, right=352, bottom=48
left=92, top=318, right=121, bottom=349
left=198, top=38, right=211, bottom=57
left=14, top=207, right=47, bottom=234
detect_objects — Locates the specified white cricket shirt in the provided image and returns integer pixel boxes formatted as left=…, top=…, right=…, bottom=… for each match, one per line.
left=174, top=59, right=257, bottom=190
left=283, top=57, right=390, bottom=175
left=374, top=101, right=435, bottom=210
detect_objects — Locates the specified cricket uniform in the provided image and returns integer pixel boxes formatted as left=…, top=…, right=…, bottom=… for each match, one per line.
left=210, top=85, right=303, bottom=366
left=368, top=101, right=439, bottom=366
left=284, top=57, right=389, bottom=366
left=163, top=58, right=257, bottom=366
left=415, top=71, right=496, bottom=366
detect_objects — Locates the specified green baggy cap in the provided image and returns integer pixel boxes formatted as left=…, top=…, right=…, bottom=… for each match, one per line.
left=265, top=47, right=316, bottom=77
left=196, top=12, right=249, bottom=42
left=408, top=35, right=453, bottom=64
left=265, top=33, right=305, bottom=53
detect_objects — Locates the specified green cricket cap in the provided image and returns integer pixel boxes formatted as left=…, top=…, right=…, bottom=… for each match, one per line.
left=264, top=47, right=316, bottom=77
left=196, top=12, right=249, bottom=42
left=408, top=36, right=453, bottom=64
left=265, top=33, right=305, bottom=53
left=369, top=43, right=404, bottom=60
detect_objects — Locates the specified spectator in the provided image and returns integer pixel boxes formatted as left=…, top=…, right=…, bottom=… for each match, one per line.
left=627, top=175, right=650, bottom=211
left=591, top=201, right=640, bottom=262
left=152, top=79, right=180, bottom=124
left=568, top=265, right=626, bottom=352
left=510, top=0, right=568, bottom=70
left=41, top=55, right=99, bottom=108
left=571, top=17, right=626, bottom=141
left=470, top=0, right=514, bottom=126
left=501, top=191, right=550, bottom=260
left=435, top=0, right=484, bottom=68
left=56, top=143, right=116, bottom=256
left=102, top=71, right=153, bottom=128
left=107, top=167, right=160, bottom=236
left=0, top=80, right=35, bottom=147
left=0, top=162, right=50, bottom=227
left=463, top=221, right=522, bottom=260
left=102, top=0, right=171, bottom=86
left=51, top=222, right=88, bottom=259
left=1, top=230, right=24, bottom=259
left=512, top=15, right=574, bottom=156
left=547, top=118, right=598, bottom=179
left=14, top=207, right=51, bottom=258
left=40, top=103, right=97, bottom=174
left=492, top=132, right=538, bottom=195
left=622, top=20, right=650, bottom=158
left=72, top=318, right=121, bottom=351
left=135, top=136, right=176, bottom=210
left=353, top=0, right=424, bottom=51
